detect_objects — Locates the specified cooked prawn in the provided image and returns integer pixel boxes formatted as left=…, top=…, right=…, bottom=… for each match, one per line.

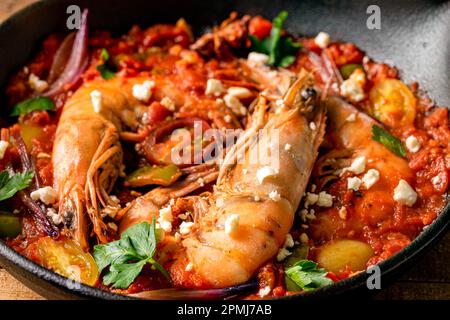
left=120, top=71, right=326, bottom=288
left=53, top=77, right=149, bottom=250
left=310, top=96, right=415, bottom=252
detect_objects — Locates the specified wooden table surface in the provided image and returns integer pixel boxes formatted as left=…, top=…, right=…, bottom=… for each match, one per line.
left=0, top=0, right=449, bottom=300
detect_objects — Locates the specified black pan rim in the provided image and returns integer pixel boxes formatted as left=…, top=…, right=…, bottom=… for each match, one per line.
left=0, top=0, right=448, bottom=300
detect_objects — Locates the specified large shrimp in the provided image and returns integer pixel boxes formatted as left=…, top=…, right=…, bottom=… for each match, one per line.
left=53, top=77, right=150, bottom=250
left=120, top=72, right=326, bottom=288
left=310, top=96, right=416, bottom=257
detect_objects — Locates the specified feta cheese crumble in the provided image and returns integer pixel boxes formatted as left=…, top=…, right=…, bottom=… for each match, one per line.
left=405, top=135, right=421, bottom=153
left=225, top=214, right=240, bottom=235
left=256, top=166, right=278, bottom=184
left=30, top=186, right=58, bottom=205
left=345, top=156, right=366, bottom=175
left=317, top=191, right=333, bottom=207
left=258, top=286, right=271, bottom=298
left=304, top=192, right=318, bottom=208
left=393, top=179, right=417, bottom=207
left=276, top=247, right=291, bottom=261
left=362, top=169, right=380, bottom=189
left=90, top=90, right=102, bottom=113
left=46, top=208, right=62, bottom=225
left=269, top=190, right=281, bottom=202
left=160, top=96, right=176, bottom=111
left=340, top=78, right=365, bottom=102
left=0, top=141, right=9, bottom=160
left=205, top=78, right=224, bottom=96
left=248, top=52, right=269, bottom=66
left=179, top=221, right=195, bottom=235
left=28, top=73, right=48, bottom=93
left=157, top=206, right=173, bottom=232
left=284, top=234, right=295, bottom=248
left=132, top=80, right=155, bottom=102
left=314, top=32, right=331, bottom=48
left=347, top=176, right=362, bottom=191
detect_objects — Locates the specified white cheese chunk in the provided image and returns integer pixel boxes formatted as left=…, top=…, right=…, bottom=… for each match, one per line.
left=362, top=169, right=380, bottom=189
left=346, top=156, right=366, bottom=175
left=30, top=186, right=58, bottom=205
left=317, top=191, right=333, bottom=207
left=248, top=52, right=269, bottom=66
left=28, top=73, right=48, bottom=93
left=314, top=32, right=331, bottom=48
left=258, top=286, right=271, bottom=297
left=284, top=234, right=295, bottom=248
left=132, top=80, right=155, bottom=102
left=205, top=78, right=224, bottom=96
left=160, top=96, right=175, bottom=111
left=304, top=192, right=319, bottom=208
left=347, top=176, right=362, bottom=191
left=405, top=135, right=421, bottom=153
left=46, top=208, right=62, bottom=225
left=276, top=247, right=291, bottom=262
left=393, top=179, right=418, bottom=207
left=157, top=206, right=173, bottom=233
left=340, top=78, right=365, bottom=102
left=268, top=190, right=281, bottom=202
left=179, top=221, right=195, bottom=235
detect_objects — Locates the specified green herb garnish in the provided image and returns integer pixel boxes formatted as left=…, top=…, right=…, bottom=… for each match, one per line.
left=249, top=11, right=301, bottom=67
left=96, top=48, right=116, bottom=80
left=371, top=124, right=406, bottom=157
left=285, top=259, right=333, bottom=292
left=0, top=170, right=34, bottom=201
left=10, top=97, right=55, bottom=117
left=339, top=63, right=363, bottom=79
left=93, top=220, right=168, bottom=289
left=100, top=48, right=110, bottom=61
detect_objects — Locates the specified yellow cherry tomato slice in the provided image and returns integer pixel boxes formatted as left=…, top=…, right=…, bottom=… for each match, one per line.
left=369, top=78, right=416, bottom=128
left=35, top=237, right=99, bottom=286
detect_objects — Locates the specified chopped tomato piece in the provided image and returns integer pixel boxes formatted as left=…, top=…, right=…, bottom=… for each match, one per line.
left=249, top=16, right=272, bottom=40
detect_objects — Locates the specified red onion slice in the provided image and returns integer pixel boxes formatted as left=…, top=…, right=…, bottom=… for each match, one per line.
left=47, top=32, right=75, bottom=84
left=44, top=9, right=89, bottom=98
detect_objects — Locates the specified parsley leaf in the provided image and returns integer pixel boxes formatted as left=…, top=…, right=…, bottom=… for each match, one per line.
left=10, top=97, right=55, bottom=117
left=0, top=170, right=34, bottom=201
left=249, top=11, right=301, bottom=67
left=371, top=124, right=406, bottom=158
left=96, top=65, right=116, bottom=80
left=93, top=219, right=168, bottom=289
left=285, top=259, right=333, bottom=292
left=96, top=48, right=116, bottom=80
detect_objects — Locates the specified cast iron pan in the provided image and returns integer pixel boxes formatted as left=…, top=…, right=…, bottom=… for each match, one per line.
left=0, top=0, right=448, bottom=300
